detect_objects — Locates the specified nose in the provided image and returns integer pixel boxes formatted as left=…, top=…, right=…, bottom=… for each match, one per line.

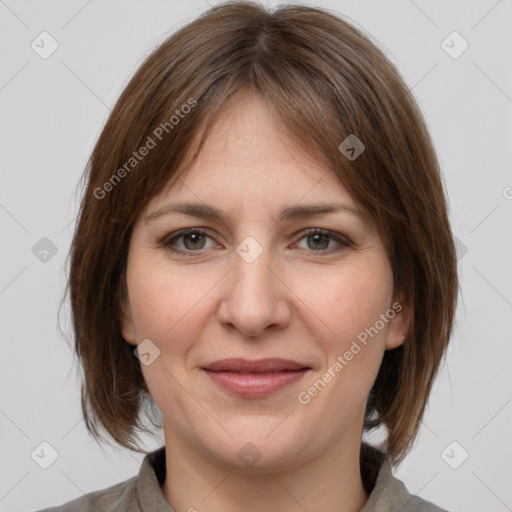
left=216, top=241, right=291, bottom=338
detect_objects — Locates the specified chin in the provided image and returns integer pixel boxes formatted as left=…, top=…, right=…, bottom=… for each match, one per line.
left=202, top=429, right=314, bottom=474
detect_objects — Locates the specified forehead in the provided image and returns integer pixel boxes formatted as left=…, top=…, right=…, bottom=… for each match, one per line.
left=146, top=91, right=359, bottom=215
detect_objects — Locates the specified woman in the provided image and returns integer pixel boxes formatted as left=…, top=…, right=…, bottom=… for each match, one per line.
left=38, top=1, right=458, bottom=510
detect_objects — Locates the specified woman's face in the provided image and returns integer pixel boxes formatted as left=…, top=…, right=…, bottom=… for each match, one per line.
left=120, top=91, right=408, bottom=472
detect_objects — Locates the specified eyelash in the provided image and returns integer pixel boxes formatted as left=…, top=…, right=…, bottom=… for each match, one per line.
left=163, top=228, right=351, bottom=257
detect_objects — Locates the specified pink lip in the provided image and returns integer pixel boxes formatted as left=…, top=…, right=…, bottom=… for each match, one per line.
left=201, top=358, right=311, bottom=398
left=203, top=357, right=308, bottom=373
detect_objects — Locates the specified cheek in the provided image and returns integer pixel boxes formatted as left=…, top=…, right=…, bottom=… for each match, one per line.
left=127, top=258, right=215, bottom=349
left=126, top=261, right=209, bottom=398
left=327, top=265, right=391, bottom=329
left=313, top=260, right=393, bottom=370
left=305, top=270, right=391, bottom=408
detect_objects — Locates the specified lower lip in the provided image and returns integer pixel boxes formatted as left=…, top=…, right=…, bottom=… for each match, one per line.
left=203, top=369, right=310, bottom=398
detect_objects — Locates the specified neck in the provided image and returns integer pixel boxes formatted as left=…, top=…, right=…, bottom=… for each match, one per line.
left=162, top=428, right=369, bottom=512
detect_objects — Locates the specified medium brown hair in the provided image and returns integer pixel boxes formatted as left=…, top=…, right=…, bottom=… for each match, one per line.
left=62, top=0, right=459, bottom=465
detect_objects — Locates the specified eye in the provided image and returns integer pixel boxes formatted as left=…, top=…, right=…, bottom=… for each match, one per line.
left=293, top=228, right=351, bottom=255
left=164, top=228, right=216, bottom=254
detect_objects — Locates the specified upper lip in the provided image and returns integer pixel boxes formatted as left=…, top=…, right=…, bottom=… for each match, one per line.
left=202, top=358, right=310, bottom=373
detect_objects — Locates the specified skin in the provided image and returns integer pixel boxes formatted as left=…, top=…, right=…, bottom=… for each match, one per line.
left=120, top=90, right=409, bottom=512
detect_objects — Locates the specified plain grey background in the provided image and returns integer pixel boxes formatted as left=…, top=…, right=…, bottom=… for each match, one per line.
left=1, top=1, right=511, bottom=511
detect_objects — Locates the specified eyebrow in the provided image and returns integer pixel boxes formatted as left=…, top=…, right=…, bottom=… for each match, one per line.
left=143, top=201, right=366, bottom=225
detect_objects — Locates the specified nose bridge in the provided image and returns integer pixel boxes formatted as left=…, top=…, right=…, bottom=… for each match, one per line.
left=232, top=233, right=278, bottom=305
left=234, top=234, right=273, bottom=289
left=217, top=233, right=290, bottom=336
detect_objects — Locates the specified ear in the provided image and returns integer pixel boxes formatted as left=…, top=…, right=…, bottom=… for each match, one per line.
left=119, top=296, right=137, bottom=346
left=118, top=275, right=137, bottom=346
left=384, top=293, right=410, bottom=350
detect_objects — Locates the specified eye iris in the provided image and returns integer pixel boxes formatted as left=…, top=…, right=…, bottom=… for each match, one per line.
left=309, top=233, right=329, bottom=250
left=184, top=233, right=206, bottom=250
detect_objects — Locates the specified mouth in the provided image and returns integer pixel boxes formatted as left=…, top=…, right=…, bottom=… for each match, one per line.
left=201, top=358, right=311, bottom=398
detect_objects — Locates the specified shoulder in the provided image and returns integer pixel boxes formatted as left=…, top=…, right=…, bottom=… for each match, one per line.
left=33, top=475, right=139, bottom=512
left=375, top=462, right=450, bottom=512
left=33, top=445, right=169, bottom=512
left=400, top=494, right=450, bottom=512
left=361, top=443, right=451, bottom=512
left=376, top=464, right=451, bottom=512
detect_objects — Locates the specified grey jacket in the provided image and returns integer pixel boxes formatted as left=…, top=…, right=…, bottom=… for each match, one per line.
left=35, top=443, right=449, bottom=512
